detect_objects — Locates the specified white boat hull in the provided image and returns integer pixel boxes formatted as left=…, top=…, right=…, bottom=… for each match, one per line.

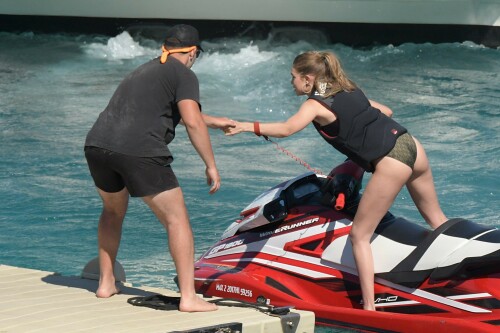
left=0, top=0, right=498, bottom=26
left=0, top=0, right=498, bottom=47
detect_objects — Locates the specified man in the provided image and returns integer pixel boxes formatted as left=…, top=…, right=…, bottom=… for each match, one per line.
left=84, top=24, right=233, bottom=312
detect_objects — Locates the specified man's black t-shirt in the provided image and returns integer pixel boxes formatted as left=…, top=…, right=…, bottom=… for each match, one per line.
left=85, top=57, right=200, bottom=161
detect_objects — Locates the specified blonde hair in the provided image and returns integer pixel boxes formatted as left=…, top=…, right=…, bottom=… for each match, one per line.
left=292, top=51, right=357, bottom=97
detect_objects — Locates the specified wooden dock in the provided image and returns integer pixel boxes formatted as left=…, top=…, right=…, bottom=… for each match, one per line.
left=0, top=264, right=315, bottom=332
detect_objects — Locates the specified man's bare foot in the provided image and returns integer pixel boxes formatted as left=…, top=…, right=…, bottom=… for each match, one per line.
left=96, top=284, right=120, bottom=298
left=179, top=295, right=218, bottom=312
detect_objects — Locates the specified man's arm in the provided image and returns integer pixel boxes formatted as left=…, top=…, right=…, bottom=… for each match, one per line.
left=179, top=113, right=235, bottom=130
left=178, top=99, right=220, bottom=194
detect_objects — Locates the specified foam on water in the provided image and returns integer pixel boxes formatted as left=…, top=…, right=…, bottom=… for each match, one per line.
left=84, top=31, right=157, bottom=61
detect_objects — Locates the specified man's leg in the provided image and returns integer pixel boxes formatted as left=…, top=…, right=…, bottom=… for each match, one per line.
left=96, top=187, right=129, bottom=298
left=143, top=187, right=217, bottom=312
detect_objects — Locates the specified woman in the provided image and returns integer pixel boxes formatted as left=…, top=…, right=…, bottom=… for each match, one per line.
left=225, top=51, right=448, bottom=310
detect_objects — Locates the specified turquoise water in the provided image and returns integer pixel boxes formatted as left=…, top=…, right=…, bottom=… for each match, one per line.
left=0, top=29, right=498, bottom=332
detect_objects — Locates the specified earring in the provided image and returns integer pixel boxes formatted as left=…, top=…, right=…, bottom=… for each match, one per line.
left=318, top=82, right=327, bottom=95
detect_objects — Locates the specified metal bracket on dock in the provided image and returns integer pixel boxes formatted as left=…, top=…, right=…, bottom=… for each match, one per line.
left=279, top=312, right=300, bottom=333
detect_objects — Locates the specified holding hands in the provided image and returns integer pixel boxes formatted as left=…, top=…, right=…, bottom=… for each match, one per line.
left=224, top=120, right=250, bottom=136
left=202, top=114, right=236, bottom=131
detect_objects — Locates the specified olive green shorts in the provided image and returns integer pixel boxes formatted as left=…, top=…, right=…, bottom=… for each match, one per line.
left=386, top=133, right=417, bottom=169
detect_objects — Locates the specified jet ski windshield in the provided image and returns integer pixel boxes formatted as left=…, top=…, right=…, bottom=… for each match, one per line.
left=286, top=175, right=324, bottom=208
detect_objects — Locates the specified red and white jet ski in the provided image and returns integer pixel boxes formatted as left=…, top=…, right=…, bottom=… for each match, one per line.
left=194, top=160, right=500, bottom=333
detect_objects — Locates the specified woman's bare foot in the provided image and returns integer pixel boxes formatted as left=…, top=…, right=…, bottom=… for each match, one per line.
left=96, top=284, right=120, bottom=298
left=179, top=295, right=218, bottom=312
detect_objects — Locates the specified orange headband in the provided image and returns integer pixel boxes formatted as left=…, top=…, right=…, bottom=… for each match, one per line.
left=160, top=45, right=197, bottom=63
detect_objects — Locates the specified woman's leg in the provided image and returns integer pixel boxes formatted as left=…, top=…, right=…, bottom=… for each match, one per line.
left=96, top=187, right=129, bottom=298
left=350, top=157, right=412, bottom=310
left=143, top=187, right=217, bottom=312
left=406, top=138, right=448, bottom=229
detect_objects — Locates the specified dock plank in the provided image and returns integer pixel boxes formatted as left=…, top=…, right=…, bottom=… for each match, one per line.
left=0, top=265, right=315, bottom=332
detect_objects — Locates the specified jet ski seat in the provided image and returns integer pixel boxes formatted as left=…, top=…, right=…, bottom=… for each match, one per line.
left=377, top=218, right=500, bottom=287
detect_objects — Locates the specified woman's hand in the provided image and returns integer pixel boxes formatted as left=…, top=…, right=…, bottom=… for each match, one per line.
left=214, top=117, right=236, bottom=131
left=224, top=121, right=249, bottom=136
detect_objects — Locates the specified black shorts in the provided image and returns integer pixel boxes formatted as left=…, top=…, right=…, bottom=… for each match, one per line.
left=84, top=146, right=179, bottom=197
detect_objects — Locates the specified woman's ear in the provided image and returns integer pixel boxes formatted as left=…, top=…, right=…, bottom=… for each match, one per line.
left=304, top=74, right=316, bottom=84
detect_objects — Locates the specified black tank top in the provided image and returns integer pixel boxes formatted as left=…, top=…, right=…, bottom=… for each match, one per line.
left=310, top=89, right=406, bottom=172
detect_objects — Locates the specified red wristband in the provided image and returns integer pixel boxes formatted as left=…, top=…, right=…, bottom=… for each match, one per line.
left=254, top=122, right=262, bottom=136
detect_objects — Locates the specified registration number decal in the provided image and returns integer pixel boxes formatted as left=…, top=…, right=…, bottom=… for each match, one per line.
left=216, top=283, right=253, bottom=298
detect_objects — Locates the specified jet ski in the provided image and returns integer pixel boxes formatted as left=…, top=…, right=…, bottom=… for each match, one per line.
left=194, top=160, right=500, bottom=333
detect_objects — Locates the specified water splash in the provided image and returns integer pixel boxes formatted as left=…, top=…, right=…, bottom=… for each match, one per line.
left=84, top=31, right=157, bottom=61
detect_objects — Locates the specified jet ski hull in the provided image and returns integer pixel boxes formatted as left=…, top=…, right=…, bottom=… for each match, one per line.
left=194, top=161, right=500, bottom=332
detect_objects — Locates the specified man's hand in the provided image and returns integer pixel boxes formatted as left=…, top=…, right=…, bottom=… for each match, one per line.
left=205, top=166, right=220, bottom=194
left=202, top=114, right=236, bottom=131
